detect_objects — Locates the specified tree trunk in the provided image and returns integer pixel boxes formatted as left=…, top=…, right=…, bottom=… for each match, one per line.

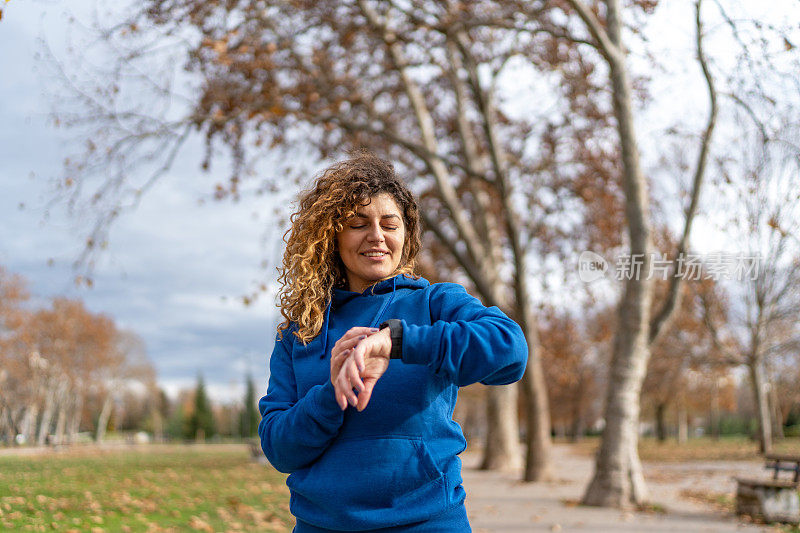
left=677, top=403, right=688, bottom=444
left=54, top=401, right=67, bottom=446
left=19, top=404, right=39, bottom=444
left=480, top=385, right=522, bottom=472
left=37, top=391, right=55, bottom=446
left=655, top=402, right=667, bottom=442
left=151, top=405, right=164, bottom=443
left=581, top=299, right=652, bottom=508
left=748, top=360, right=772, bottom=453
left=580, top=0, right=653, bottom=508
left=96, top=395, right=113, bottom=444
left=571, top=397, right=585, bottom=443
left=68, top=394, right=83, bottom=443
left=1, top=406, right=16, bottom=445
left=22, top=405, right=38, bottom=444
left=768, top=383, right=784, bottom=441
left=518, top=332, right=554, bottom=481
left=711, top=384, right=721, bottom=440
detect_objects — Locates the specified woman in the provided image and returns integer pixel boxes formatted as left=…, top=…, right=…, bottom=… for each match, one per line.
left=258, top=153, right=528, bottom=532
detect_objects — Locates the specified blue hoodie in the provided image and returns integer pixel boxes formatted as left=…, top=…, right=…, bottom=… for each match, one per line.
left=258, top=275, right=527, bottom=531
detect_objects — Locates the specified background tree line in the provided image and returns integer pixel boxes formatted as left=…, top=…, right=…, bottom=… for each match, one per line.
left=0, top=265, right=262, bottom=444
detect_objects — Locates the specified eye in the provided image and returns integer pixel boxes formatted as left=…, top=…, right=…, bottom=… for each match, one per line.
left=382, top=226, right=398, bottom=230
left=349, top=224, right=366, bottom=229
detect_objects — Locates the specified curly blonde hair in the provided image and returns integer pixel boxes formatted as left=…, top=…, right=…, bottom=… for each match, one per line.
left=277, top=153, right=422, bottom=344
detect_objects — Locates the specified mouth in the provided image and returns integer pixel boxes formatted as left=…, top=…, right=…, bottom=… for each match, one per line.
left=361, top=251, right=389, bottom=258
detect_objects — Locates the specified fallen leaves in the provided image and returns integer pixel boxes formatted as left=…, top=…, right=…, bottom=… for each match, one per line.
left=0, top=445, right=291, bottom=531
left=188, top=515, right=213, bottom=532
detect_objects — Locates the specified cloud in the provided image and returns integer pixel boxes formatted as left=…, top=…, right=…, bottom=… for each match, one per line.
left=0, top=1, right=292, bottom=402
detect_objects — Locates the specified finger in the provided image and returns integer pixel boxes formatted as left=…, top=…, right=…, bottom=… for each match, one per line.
left=351, top=342, right=366, bottom=374
left=335, top=366, right=352, bottom=409
left=331, top=348, right=350, bottom=371
left=338, top=364, right=358, bottom=407
left=330, top=348, right=351, bottom=387
left=335, top=382, right=347, bottom=410
left=344, top=359, right=361, bottom=406
left=343, top=327, right=380, bottom=341
left=336, top=390, right=347, bottom=411
left=356, top=380, right=375, bottom=412
left=336, top=334, right=367, bottom=357
left=330, top=348, right=346, bottom=368
left=346, top=357, right=364, bottom=393
left=333, top=369, right=347, bottom=410
left=336, top=373, right=352, bottom=409
left=331, top=330, right=374, bottom=361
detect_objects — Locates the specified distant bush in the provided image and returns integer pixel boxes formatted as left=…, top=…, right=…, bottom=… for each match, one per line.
left=718, top=415, right=756, bottom=436
left=785, top=404, right=800, bottom=427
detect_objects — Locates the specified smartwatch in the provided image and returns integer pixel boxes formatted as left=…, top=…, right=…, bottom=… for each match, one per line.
left=379, top=319, right=403, bottom=359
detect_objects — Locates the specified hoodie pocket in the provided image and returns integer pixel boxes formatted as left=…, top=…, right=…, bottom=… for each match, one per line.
left=287, top=435, right=447, bottom=530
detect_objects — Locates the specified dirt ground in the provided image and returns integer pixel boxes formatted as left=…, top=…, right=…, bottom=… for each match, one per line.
left=462, top=444, right=785, bottom=533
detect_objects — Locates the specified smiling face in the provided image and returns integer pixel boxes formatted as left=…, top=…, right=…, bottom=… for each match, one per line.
left=336, top=193, right=407, bottom=293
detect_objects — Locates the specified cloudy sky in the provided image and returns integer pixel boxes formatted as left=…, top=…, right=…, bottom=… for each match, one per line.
left=0, top=0, right=305, bottom=402
left=1, top=0, right=796, bottom=402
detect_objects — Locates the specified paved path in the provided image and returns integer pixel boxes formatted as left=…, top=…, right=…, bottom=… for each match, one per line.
left=462, top=445, right=778, bottom=532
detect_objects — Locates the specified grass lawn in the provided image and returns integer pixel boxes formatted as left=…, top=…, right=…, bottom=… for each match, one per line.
left=562, top=435, right=800, bottom=462
left=0, top=444, right=292, bottom=532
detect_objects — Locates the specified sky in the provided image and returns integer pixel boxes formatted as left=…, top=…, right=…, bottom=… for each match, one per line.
left=0, top=0, right=301, bottom=403
left=1, top=0, right=797, bottom=402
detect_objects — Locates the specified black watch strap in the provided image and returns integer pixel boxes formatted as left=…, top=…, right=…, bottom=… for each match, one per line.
left=379, top=319, right=403, bottom=359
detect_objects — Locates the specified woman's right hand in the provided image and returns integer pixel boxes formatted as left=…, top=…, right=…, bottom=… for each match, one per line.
left=330, top=327, right=379, bottom=398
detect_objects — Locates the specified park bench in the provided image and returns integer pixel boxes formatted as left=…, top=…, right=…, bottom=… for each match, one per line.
left=735, top=453, right=800, bottom=524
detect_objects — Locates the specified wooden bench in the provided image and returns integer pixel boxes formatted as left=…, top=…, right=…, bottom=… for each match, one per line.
left=735, top=454, right=800, bottom=524
left=765, top=454, right=800, bottom=483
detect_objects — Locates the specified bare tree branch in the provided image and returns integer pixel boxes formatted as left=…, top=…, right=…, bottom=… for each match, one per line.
left=564, top=0, right=619, bottom=62
left=357, top=0, right=490, bottom=280
left=650, top=0, right=718, bottom=345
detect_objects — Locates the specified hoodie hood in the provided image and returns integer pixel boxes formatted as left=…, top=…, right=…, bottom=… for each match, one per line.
left=317, top=274, right=429, bottom=359
left=332, top=274, right=429, bottom=306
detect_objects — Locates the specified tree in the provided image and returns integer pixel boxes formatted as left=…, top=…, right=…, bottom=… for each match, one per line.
left=533, top=0, right=798, bottom=507
left=95, top=330, right=156, bottom=443
left=545, top=0, right=717, bottom=507
left=21, top=299, right=119, bottom=445
left=240, top=374, right=259, bottom=439
left=0, top=266, right=157, bottom=447
left=701, top=128, right=800, bottom=453
left=45, top=0, right=800, bottom=493
left=188, top=374, right=215, bottom=441
left=0, top=267, right=31, bottom=445
left=643, top=277, right=734, bottom=442
left=539, top=308, right=610, bottom=440
left=166, top=399, right=187, bottom=441
left=54, top=0, right=630, bottom=479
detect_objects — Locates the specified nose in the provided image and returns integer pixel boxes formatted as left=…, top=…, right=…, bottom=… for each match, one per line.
left=366, top=222, right=384, bottom=243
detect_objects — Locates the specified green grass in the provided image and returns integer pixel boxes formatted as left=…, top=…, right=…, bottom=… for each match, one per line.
left=0, top=444, right=292, bottom=532
left=561, top=435, right=800, bottom=462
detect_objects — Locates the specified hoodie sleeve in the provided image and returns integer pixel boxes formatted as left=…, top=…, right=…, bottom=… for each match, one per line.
left=399, top=283, right=527, bottom=386
left=258, top=332, right=344, bottom=473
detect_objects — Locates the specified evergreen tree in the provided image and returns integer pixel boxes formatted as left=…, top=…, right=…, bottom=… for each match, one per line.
left=240, top=375, right=259, bottom=438
left=166, top=403, right=185, bottom=441
left=188, top=374, right=215, bottom=441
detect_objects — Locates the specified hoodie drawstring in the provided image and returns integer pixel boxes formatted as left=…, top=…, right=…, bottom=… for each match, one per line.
left=369, top=275, right=397, bottom=328
left=319, top=299, right=333, bottom=359
left=319, top=275, right=399, bottom=358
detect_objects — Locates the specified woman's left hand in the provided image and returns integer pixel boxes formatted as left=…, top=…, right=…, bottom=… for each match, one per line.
left=334, top=328, right=391, bottom=411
